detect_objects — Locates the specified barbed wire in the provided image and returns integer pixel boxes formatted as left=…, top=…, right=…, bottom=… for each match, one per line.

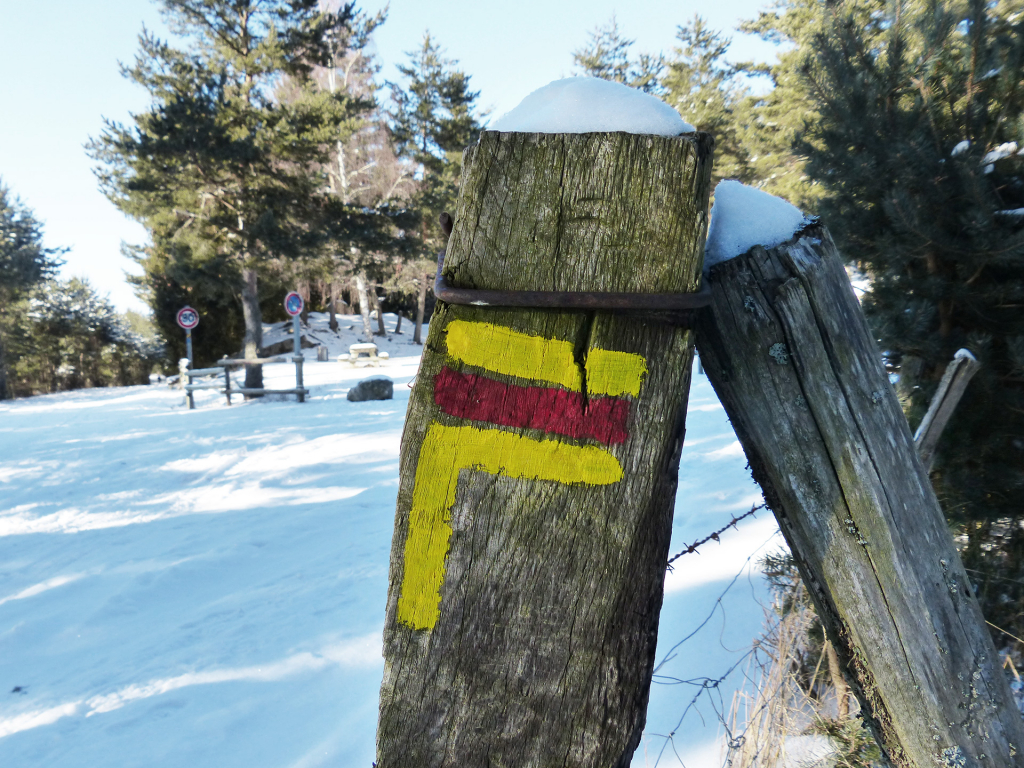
left=647, top=526, right=782, bottom=768
left=666, top=503, right=768, bottom=570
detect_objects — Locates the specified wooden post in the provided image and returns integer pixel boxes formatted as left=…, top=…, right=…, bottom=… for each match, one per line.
left=376, top=130, right=714, bottom=768
left=224, top=364, right=232, bottom=405
left=694, top=222, right=1024, bottom=768
left=914, top=350, right=981, bottom=472
left=179, top=357, right=194, bottom=410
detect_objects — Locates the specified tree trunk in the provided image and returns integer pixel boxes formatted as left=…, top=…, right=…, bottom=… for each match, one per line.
left=394, top=312, right=403, bottom=334
left=240, top=265, right=263, bottom=392
left=0, top=334, right=9, bottom=400
left=413, top=275, right=427, bottom=345
left=297, top=278, right=310, bottom=326
left=376, top=130, right=714, bottom=768
left=694, top=223, right=1024, bottom=768
left=329, top=280, right=339, bottom=333
left=370, top=286, right=387, bottom=336
left=355, top=273, right=373, bottom=342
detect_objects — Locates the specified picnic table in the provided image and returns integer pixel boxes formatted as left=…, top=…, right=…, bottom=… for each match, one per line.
left=339, top=342, right=390, bottom=367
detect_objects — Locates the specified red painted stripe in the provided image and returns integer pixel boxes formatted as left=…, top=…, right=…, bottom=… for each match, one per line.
left=433, top=367, right=630, bottom=445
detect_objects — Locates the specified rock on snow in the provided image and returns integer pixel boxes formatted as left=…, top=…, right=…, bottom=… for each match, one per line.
left=346, top=376, right=394, bottom=402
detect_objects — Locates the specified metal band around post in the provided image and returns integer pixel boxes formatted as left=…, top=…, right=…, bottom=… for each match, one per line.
left=434, top=248, right=712, bottom=311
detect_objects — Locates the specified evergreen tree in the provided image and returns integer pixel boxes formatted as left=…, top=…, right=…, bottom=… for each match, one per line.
left=662, top=17, right=755, bottom=184
left=735, top=0, right=837, bottom=209
left=0, top=182, right=63, bottom=399
left=15, top=278, right=163, bottom=393
left=572, top=16, right=664, bottom=94
left=89, top=0, right=390, bottom=390
left=760, top=0, right=1024, bottom=637
left=388, top=32, right=482, bottom=342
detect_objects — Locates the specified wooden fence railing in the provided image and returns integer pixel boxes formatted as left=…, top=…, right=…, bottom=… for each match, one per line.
left=179, top=355, right=307, bottom=409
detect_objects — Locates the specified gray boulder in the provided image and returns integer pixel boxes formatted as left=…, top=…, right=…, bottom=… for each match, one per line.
left=347, top=375, right=393, bottom=402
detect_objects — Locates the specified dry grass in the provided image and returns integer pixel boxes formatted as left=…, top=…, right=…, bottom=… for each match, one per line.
left=724, top=577, right=881, bottom=768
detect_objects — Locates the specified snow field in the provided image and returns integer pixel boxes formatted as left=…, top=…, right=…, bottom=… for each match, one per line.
left=0, top=334, right=780, bottom=768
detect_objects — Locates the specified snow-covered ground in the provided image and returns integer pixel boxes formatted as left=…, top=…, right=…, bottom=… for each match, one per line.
left=257, top=311, right=428, bottom=363
left=0, top=314, right=782, bottom=768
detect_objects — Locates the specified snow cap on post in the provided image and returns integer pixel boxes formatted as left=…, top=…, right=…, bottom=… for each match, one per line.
left=704, top=180, right=811, bottom=271
left=491, top=77, right=695, bottom=135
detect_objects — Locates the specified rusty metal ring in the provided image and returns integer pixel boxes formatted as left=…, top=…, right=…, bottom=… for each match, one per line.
left=433, top=247, right=711, bottom=311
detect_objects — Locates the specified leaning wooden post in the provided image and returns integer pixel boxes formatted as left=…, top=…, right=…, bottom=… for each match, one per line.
left=914, top=350, right=981, bottom=472
left=376, top=130, right=713, bottom=767
left=695, top=222, right=1024, bottom=768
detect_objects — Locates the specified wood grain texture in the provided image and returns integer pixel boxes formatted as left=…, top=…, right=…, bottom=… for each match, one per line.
left=695, top=223, right=1024, bottom=768
left=376, top=130, right=713, bottom=768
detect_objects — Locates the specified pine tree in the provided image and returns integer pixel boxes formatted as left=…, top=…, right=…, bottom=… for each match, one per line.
left=388, top=32, right=482, bottom=343
left=89, top=0, right=389, bottom=390
left=734, top=0, right=841, bottom=209
left=763, top=0, right=1024, bottom=637
left=572, top=16, right=664, bottom=94
left=661, top=16, right=754, bottom=184
left=5, top=277, right=162, bottom=394
left=0, top=182, right=63, bottom=399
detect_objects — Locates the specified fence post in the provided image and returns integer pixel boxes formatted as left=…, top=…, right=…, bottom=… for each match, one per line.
left=223, top=361, right=232, bottom=406
left=179, top=357, right=194, bottom=410
left=694, top=222, right=1024, bottom=767
left=376, top=130, right=714, bottom=768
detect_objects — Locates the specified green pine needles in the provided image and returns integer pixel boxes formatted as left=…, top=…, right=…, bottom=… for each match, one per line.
left=793, top=0, right=1024, bottom=535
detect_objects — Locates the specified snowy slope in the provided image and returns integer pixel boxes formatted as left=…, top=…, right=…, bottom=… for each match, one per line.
left=0, top=328, right=780, bottom=768
left=257, top=311, right=427, bottom=363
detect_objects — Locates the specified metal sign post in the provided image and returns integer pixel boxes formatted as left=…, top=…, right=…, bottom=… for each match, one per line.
left=176, top=306, right=200, bottom=410
left=284, top=291, right=305, bottom=403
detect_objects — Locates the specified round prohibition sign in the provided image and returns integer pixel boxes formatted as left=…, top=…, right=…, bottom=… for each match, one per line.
left=284, top=291, right=304, bottom=317
left=176, top=306, right=199, bottom=330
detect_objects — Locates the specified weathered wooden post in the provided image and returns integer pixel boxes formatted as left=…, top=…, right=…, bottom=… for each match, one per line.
left=914, top=350, right=981, bottom=472
left=376, top=129, right=713, bottom=767
left=695, top=221, right=1024, bottom=767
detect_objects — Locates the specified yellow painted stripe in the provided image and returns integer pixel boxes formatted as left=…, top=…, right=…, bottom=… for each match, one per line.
left=445, top=319, right=582, bottom=391
left=585, top=348, right=648, bottom=398
left=444, top=319, right=648, bottom=397
left=397, top=423, right=622, bottom=630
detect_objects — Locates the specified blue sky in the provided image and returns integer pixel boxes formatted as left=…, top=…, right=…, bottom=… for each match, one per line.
left=0, top=0, right=779, bottom=313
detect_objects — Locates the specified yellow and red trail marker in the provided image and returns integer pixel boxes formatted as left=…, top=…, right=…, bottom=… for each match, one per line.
left=397, top=320, right=648, bottom=630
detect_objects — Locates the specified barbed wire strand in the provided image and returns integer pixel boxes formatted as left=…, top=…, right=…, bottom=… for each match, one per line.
left=666, top=503, right=768, bottom=570
left=649, top=529, right=782, bottom=768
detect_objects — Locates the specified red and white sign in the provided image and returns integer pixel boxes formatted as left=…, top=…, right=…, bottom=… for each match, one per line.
left=284, top=291, right=304, bottom=317
left=176, top=306, right=199, bottom=330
